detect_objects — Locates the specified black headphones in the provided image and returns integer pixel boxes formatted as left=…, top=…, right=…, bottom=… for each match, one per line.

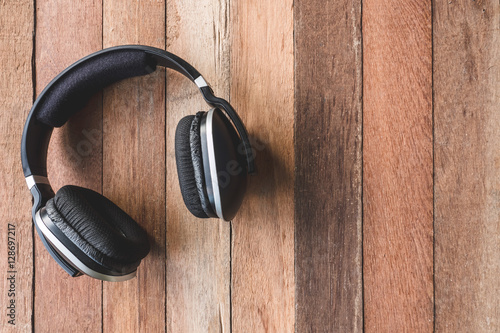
left=21, top=45, right=255, bottom=281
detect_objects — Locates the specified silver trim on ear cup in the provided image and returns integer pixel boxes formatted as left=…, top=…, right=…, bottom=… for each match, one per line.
left=34, top=208, right=137, bottom=282
left=205, top=109, right=224, bottom=219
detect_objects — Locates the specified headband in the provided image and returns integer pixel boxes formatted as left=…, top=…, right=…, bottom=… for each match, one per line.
left=21, top=45, right=255, bottom=217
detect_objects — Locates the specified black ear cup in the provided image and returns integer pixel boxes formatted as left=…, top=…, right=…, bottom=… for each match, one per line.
left=175, top=113, right=216, bottom=218
left=204, top=109, right=248, bottom=221
left=190, top=112, right=217, bottom=217
left=45, top=185, right=150, bottom=274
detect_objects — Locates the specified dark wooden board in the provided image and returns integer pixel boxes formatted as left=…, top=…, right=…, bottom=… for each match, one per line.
left=35, top=1, right=103, bottom=331
left=363, top=0, right=434, bottom=331
left=294, top=0, right=363, bottom=331
left=434, top=1, right=500, bottom=331
left=102, top=0, right=166, bottom=332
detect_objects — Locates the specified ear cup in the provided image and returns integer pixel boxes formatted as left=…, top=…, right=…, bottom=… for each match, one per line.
left=45, top=185, right=150, bottom=273
left=175, top=114, right=215, bottom=218
left=189, top=112, right=217, bottom=217
left=203, top=108, right=248, bottom=221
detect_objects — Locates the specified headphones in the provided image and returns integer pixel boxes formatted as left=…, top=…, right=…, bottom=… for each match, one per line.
left=21, top=45, right=255, bottom=281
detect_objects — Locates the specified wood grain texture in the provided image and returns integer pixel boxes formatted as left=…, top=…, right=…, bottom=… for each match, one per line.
left=0, top=0, right=34, bottom=331
left=7, top=0, right=500, bottom=331
left=434, top=1, right=500, bottom=331
left=165, top=0, right=231, bottom=331
left=102, top=1, right=166, bottom=332
left=363, top=0, right=433, bottom=331
left=230, top=0, right=295, bottom=331
left=294, top=0, right=363, bottom=331
left=35, top=0, right=103, bottom=331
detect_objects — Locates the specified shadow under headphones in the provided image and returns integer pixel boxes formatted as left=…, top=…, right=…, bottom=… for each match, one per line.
left=21, top=45, right=255, bottom=282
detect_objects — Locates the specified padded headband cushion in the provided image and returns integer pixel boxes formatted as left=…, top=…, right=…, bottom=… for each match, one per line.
left=36, top=50, right=156, bottom=127
left=45, top=185, right=150, bottom=272
left=175, top=115, right=211, bottom=218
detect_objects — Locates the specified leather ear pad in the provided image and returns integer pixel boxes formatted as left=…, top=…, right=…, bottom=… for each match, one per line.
left=45, top=185, right=150, bottom=273
left=190, top=112, right=216, bottom=217
left=36, top=50, right=156, bottom=128
left=175, top=114, right=214, bottom=218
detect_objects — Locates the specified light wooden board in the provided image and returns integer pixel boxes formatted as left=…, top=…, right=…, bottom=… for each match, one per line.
left=0, top=0, right=34, bottom=331
left=294, top=0, right=363, bottom=331
left=102, top=0, right=166, bottom=332
left=434, top=1, right=500, bottom=331
left=35, top=0, right=103, bottom=331
left=363, top=0, right=434, bottom=331
left=230, top=0, right=295, bottom=331
left=165, top=0, right=231, bottom=331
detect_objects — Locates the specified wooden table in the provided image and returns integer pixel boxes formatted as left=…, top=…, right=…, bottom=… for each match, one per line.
left=1, top=0, right=498, bottom=332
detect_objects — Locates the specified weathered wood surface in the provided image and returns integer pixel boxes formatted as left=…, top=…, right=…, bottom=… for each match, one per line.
left=363, top=0, right=434, bottom=331
left=35, top=0, right=103, bottom=331
left=230, top=0, right=295, bottom=331
left=102, top=0, right=166, bottom=332
left=165, top=0, right=231, bottom=331
left=294, top=0, right=363, bottom=331
left=0, top=0, right=34, bottom=331
left=434, top=1, right=500, bottom=331
left=2, top=0, right=500, bottom=331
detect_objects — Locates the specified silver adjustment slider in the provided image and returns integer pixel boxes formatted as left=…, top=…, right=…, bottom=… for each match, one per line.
left=194, top=75, right=209, bottom=88
left=25, top=175, right=50, bottom=190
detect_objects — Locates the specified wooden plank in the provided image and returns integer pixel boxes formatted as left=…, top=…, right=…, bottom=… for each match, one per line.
left=102, top=1, right=165, bottom=332
left=0, top=0, right=34, bottom=331
left=230, top=0, right=295, bottom=331
left=362, top=0, right=433, bottom=331
left=165, top=0, right=231, bottom=331
left=35, top=1, right=103, bottom=331
left=294, top=0, right=363, bottom=331
left=434, top=1, right=500, bottom=331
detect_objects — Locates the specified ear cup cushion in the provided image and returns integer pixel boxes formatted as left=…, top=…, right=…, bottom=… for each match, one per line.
left=190, top=112, right=216, bottom=217
left=175, top=115, right=209, bottom=218
left=45, top=185, right=150, bottom=272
